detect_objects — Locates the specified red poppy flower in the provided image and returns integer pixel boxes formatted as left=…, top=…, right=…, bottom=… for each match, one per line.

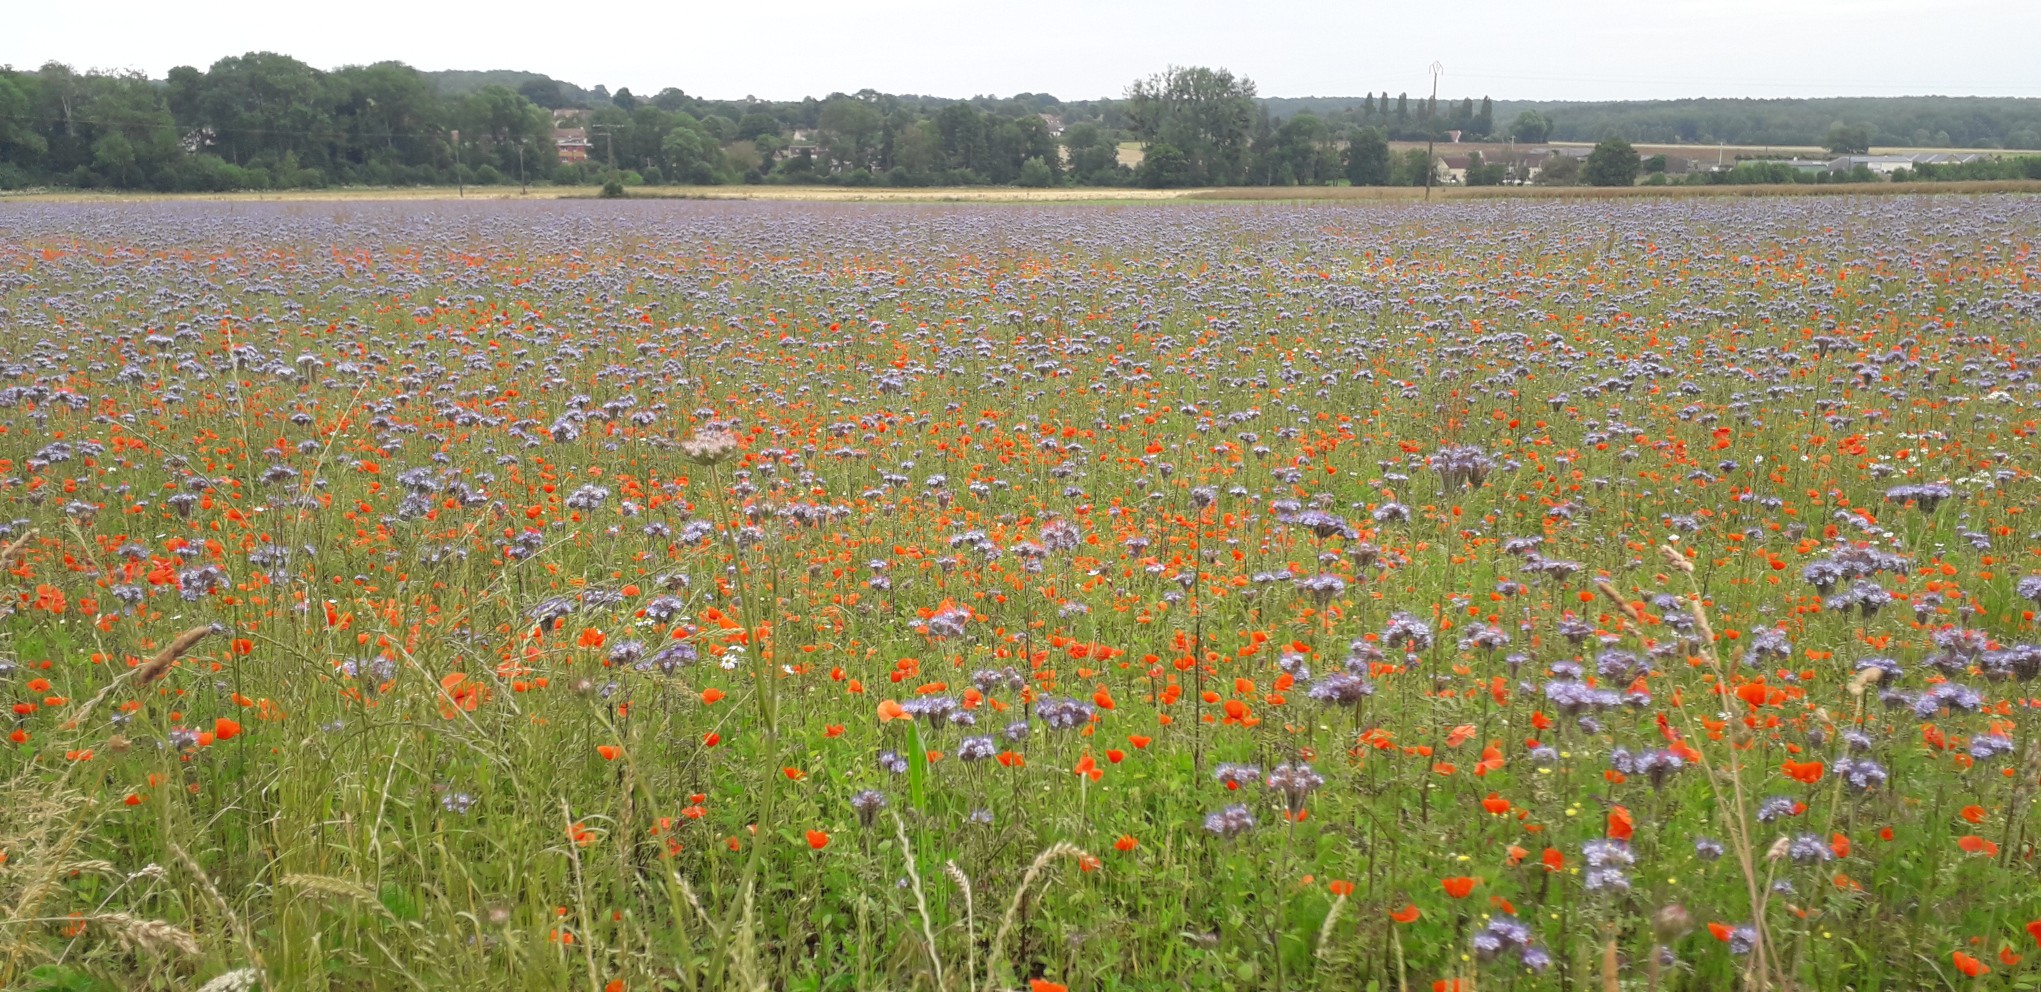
left=1957, top=835, right=1999, bottom=856
left=1441, top=876, right=1477, bottom=899
left=1782, top=759, right=1824, bottom=784
left=1607, top=805, right=1634, bottom=841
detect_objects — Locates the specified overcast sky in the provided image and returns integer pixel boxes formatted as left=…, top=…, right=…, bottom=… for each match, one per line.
left=10, top=0, right=2038, bottom=102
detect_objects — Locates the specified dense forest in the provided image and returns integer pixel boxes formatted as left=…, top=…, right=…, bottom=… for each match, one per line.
left=1, top=53, right=2037, bottom=191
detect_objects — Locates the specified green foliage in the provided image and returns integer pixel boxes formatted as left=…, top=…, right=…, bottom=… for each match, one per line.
left=1125, top=66, right=1259, bottom=185
left=3, top=54, right=2037, bottom=192
left=23, top=965, right=117, bottom=992
left=1463, top=151, right=1507, bottom=186
left=1137, top=142, right=1192, bottom=188
left=1584, top=138, right=1640, bottom=186
left=1345, top=127, right=1390, bottom=185
left=660, top=113, right=721, bottom=184
left=1905, top=155, right=2041, bottom=181
left=1493, top=95, right=2041, bottom=149
left=1536, top=154, right=1582, bottom=185
left=1017, top=156, right=1055, bottom=187
left=1063, top=123, right=1125, bottom=185
left=1389, top=147, right=1434, bottom=186
left=1826, top=121, right=1874, bottom=155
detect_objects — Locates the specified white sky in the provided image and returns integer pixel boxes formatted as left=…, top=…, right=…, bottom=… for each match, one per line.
left=9, top=0, right=2039, bottom=102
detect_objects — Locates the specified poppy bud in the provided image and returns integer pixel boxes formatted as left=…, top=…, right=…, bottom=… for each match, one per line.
left=1653, top=904, right=1692, bottom=941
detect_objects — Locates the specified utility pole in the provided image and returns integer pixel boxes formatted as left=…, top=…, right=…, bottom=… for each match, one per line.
left=451, top=128, right=464, bottom=197
left=591, top=124, right=620, bottom=172
left=1424, top=62, right=1443, bottom=202
left=518, top=142, right=527, bottom=195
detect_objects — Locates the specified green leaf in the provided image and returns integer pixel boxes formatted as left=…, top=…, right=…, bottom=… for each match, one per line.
left=379, top=883, right=421, bottom=921
left=25, top=965, right=108, bottom=992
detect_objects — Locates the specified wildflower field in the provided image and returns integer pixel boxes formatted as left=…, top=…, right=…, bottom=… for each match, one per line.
left=3, top=196, right=2041, bottom=992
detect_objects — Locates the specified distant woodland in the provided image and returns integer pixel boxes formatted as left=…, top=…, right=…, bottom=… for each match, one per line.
left=2, top=54, right=2037, bottom=191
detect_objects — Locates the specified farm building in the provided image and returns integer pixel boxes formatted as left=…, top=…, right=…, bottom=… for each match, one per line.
left=1747, top=158, right=1831, bottom=175
left=1827, top=154, right=1918, bottom=175
left=1909, top=152, right=1987, bottom=166
left=554, top=128, right=592, bottom=163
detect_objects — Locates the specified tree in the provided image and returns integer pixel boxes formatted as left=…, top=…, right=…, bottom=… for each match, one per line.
left=1137, top=142, right=1192, bottom=188
left=518, top=79, right=563, bottom=109
left=818, top=96, right=882, bottom=173
left=1124, top=66, right=1258, bottom=185
left=1010, top=114, right=1061, bottom=181
left=1825, top=122, right=1873, bottom=155
left=650, top=88, right=695, bottom=113
left=0, top=73, right=47, bottom=170
left=890, top=120, right=940, bottom=178
left=1584, top=137, right=1640, bottom=186
left=612, top=88, right=638, bottom=111
left=1512, top=111, right=1551, bottom=143
left=458, top=85, right=555, bottom=180
left=1395, top=93, right=1409, bottom=120
left=660, top=114, right=719, bottom=183
left=1271, top=111, right=1329, bottom=184
left=328, top=62, right=443, bottom=178
left=1017, top=156, right=1055, bottom=187
left=1476, top=96, right=1494, bottom=138
left=1063, top=122, right=1120, bottom=184
left=1390, top=147, right=1433, bottom=186
left=1345, top=127, right=1390, bottom=185
left=736, top=112, right=783, bottom=142
left=1536, top=154, right=1581, bottom=185
left=1464, top=150, right=1506, bottom=186
left=195, top=52, right=330, bottom=167
left=935, top=103, right=987, bottom=172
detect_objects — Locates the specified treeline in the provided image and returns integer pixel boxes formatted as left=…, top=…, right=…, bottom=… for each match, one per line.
left=0, top=56, right=1517, bottom=191
left=1489, top=97, right=2041, bottom=150
left=0, top=57, right=560, bottom=191
left=1, top=54, right=2038, bottom=192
